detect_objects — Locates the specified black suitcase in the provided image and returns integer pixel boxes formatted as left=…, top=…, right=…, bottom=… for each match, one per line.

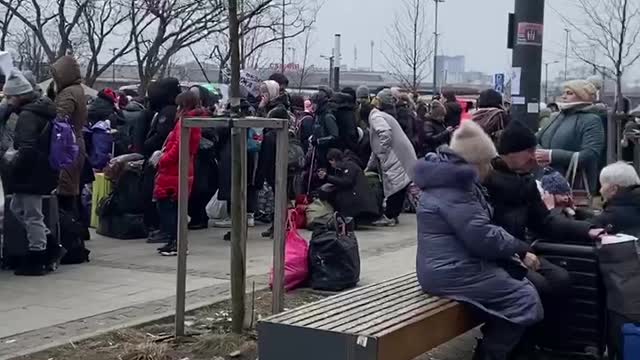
left=1, top=194, right=61, bottom=270
left=532, top=242, right=607, bottom=359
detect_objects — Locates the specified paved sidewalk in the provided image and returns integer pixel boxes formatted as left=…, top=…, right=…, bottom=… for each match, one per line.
left=0, top=215, right=425, bottom=358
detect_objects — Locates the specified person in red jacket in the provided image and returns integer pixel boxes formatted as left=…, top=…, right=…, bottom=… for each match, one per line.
left=155, top=91, right=205, bottom=256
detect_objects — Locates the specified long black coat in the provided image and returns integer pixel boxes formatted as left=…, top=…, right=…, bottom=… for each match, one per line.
left=325, top=160, right=379, bottom=219
left=484, top=158, right=592, bottom=244
left=8, top=97, right=59, bottom=195
left=421, top=118, right=451, bottom=157
left=591, top=185, right=640, bottom=235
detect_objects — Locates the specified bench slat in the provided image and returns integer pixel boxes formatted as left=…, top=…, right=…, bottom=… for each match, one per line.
left=329, top=297, right=448, bottom=334
left=361, top=298, right=453, bottom=336
left=294, top=285, right=424, bottom=328
left=273, top=273, right=417, bottom=324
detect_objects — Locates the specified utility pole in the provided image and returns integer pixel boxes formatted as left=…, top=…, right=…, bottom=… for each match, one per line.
left=564, top=28, right=570, bottom=80
left=432, top=0, right=444, bottom=95
left=333, top=34, right=341, bottom=91
left=281, top=0, right=285, bottom=73
left=511, top=0, right=545, bottom=130
left=110, top=48, right=118, bottom=86
left=544, top=60, right=559, bottom=103
left=370, top=41, right=374, bottom=72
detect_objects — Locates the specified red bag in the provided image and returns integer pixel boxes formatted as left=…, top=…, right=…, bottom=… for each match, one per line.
left=270, top=210, right=310, bottom=291
left=293, top=194, right=309, bottom=229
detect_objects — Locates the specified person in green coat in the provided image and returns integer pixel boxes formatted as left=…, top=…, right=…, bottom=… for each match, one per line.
left=536, top=80, right=605, bottom=194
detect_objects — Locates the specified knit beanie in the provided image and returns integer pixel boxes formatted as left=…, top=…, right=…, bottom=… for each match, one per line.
left=563, top=79, right=598, bottom=102
left=376, top=88, right=395, bottom=108
left=478, top=89, right=503, bottom=108
left=497, top=121, right=537, bottom=155
left=450, top=121, right=497, bottom=165
left=356, top=85, right=370, bottom=99
left=541, top=171, right=572, bottom=195
left=3, top=69, right=33, bottom=96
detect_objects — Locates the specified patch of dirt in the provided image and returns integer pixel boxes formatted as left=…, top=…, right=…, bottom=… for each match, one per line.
left=16, top=290, right=327, bottom=360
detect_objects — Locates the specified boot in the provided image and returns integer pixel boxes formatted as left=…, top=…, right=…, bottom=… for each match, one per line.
left=15, top=250, right=48, bottom=276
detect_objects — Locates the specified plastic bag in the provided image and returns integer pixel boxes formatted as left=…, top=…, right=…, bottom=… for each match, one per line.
left=305, top=198, right=333, bottom=229
left=270, top=210, right=310, bottom=291
left=206, top=190, right=228, bottom=220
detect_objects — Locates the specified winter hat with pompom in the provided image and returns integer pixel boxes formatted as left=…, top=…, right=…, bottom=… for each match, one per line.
left=450, top=120, right=497, bottom=165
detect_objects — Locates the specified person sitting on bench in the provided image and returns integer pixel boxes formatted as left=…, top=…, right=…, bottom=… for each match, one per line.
left=484, top=121, right=603, bottom=354
left=415, top=121, right=543, bottom=360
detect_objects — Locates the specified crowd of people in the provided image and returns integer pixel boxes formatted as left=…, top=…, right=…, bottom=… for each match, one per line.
left=1, top=55, right=639, bottom=359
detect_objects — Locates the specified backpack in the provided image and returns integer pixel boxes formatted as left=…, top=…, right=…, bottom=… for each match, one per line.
left=87, top=120, right=113, bottom=170
left=49, top=115, right=79, bottom=170
left=288, top=139, right=305, bottom=172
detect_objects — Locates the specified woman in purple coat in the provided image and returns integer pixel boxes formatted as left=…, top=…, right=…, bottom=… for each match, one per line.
left=414, top=121, right=543, bottom=360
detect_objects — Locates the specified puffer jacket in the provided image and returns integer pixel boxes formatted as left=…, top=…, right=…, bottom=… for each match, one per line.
left=8, top=96, right=59, bottom=195
left=153, top=109, right=205, bottom=201
left=367, top=108, right=417, bottom=196
left=537, top=103, right=605, bottom=194
left=415, top=148, right=542, bottom=326
left=51, top=55, right=87, bottom=196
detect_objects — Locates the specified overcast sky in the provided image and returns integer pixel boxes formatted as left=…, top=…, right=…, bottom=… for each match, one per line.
left=305, top=0, right=584, bottom=76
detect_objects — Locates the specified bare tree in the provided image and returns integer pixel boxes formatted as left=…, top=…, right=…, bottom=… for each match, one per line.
left=0, top=0, right=20, bottom=51
left=128, top=0, right=229, bottom=92
left=382, top=0, right=432, bottom=93
left=10, top=26, right=47, bottom=80
left=0, top=0, right=90, bottom=61
left=79, top=0, right=134, bottom=86
left=560, top=0, right=640, bottom=110
left=210, top=0, right=319, bottom=74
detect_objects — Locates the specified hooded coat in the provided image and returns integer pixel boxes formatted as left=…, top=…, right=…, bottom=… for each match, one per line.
left=415, top=149, right=543, bottom=326
left=51, top=55, right=88, bottom=196
left=537, top=104, right=605, bottom=194
left=143, top=78, right=181, bottom=158
left=7, top=96, right=59, bottom=195
left=367, top=108, right=417, bottom=197
left=153, top=109, right=204, bottom=201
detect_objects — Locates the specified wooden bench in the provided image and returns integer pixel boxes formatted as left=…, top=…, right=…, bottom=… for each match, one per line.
left=258, top=273, right=479, bottom=360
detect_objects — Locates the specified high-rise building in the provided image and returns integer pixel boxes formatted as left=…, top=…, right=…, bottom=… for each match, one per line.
left=435, top=55, right=466, bottom=86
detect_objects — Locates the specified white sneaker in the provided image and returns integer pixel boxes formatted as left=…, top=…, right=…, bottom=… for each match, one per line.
left=372, top=215, right=394, bottom=227
left=248, top=213, right=255, bottom=227
left=213, top=217, right=232, bottom=228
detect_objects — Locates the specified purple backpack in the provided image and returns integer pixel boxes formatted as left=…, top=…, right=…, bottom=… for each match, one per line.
left=49, top=116, right=79, bottom=170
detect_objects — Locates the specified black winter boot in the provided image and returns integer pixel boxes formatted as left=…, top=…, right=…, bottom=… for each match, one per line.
left=15, top=250, right=48, bottom=276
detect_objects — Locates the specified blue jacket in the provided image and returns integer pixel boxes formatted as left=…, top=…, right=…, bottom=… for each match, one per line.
left=414, top=149, right=543, bottom=326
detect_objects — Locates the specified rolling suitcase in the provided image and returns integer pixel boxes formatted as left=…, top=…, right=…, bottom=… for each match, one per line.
left=1, top=194, right=61, bottom=270
left=532, top=242, right=607, bottom=359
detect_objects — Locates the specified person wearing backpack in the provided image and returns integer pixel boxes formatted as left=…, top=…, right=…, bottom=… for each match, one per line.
left=50, top=56, right=87, bottom=219
left=3, top=70, right=59, bottom=276
left=154, top=91, right=204, bottom=256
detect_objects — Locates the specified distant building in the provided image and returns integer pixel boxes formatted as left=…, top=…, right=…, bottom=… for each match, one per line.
left=435, top=55, right=466, bottom=86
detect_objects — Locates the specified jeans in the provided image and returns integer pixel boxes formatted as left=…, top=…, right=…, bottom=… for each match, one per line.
left=384, top=185, right=408, bottom=219
left=11, top=194, right=47, bottom=251
left=156, top=199, right=178, bottom=242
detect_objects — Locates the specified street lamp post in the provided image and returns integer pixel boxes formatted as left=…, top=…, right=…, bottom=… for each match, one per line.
left=564, top=28, right=570, bottom=80
left=110, top=47, right=118, bottom=86
left=432, top=0, right=445, bottom=96
left=544, top=60, right=559, bottom=103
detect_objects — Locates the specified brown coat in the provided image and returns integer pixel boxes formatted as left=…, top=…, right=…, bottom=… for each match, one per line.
left=51, top=56, right=87, bottom=196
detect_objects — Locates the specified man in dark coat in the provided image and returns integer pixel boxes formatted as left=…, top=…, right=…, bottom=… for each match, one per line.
left=331, top=92, right=359, bottom=153
left=485, top=121, right=602, bottom=353
left=143, top=77, right=181, bottom=158
left=442, top=90, right=462, bottom=128
left=319, top=149, right=379, bottom=222
left=3, top=70, right=59, bottom=276
left=309, top=86, right=340, bottom=167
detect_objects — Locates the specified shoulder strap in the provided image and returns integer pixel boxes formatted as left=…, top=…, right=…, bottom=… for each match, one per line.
left=566, top=152, right=580, bottom=187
